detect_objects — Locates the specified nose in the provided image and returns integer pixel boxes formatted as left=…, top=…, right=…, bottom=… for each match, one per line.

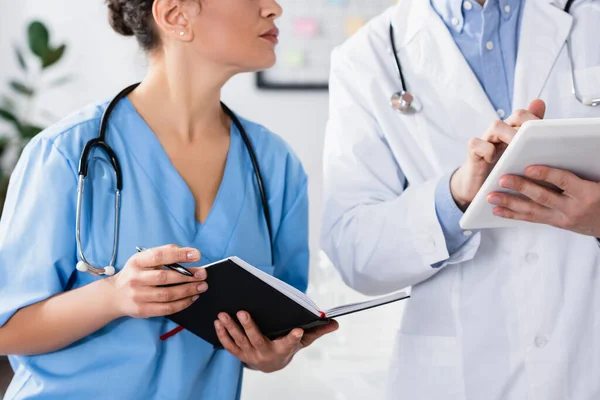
left=262, top=0, right=283, bottom=19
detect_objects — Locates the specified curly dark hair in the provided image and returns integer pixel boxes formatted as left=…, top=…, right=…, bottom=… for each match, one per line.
left=106, top=0, right=160, bottom=51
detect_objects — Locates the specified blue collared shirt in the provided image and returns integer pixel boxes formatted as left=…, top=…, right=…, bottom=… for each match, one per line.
left=432, top=0, right=525, bottom=265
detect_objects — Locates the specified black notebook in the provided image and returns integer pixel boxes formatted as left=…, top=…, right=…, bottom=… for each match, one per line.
left=168, top=257, right=410, bottom=348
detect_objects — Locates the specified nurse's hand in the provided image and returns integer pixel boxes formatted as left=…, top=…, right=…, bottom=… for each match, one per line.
left=214, top=311, right=339, bottom=373
left=107, top=245, right=208, bottom=319
left=487, top=167, right=600, bottom=237
left=450, top=99, right=547, bottom=211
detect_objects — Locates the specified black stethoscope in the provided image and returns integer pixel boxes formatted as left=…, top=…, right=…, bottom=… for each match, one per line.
left=75, top=83, right=273, bottom=277
left=389, top=0, right=598, bottom=113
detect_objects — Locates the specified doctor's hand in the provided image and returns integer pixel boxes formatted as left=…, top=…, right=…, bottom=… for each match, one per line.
left=215, top=311, right=339, bottom=373
left=450, top=99, right=547, bottom=211
left=106, top=245, right=208, bottom=319
left=487, top=167, right=600, bottom=237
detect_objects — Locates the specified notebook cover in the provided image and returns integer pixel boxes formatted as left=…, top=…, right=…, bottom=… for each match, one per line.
left=168, top=259, right=324, bottom=347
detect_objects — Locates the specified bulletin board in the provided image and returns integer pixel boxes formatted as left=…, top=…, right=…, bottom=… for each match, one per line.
left=256, top=0, right=395, bottom=90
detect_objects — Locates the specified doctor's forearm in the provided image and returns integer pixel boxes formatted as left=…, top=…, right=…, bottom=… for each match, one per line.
left=0, top=279, right=120, bottom=356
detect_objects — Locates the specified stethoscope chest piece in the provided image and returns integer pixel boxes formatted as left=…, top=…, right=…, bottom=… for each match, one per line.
left=390, top=90, right=414, bottom=113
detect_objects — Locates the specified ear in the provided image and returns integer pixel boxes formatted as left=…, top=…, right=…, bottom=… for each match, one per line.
left=152, top=0, right=195, bottom=43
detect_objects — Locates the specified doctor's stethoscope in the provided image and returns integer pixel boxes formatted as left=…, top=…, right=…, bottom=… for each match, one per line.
left=75, top=83, right=273, bottom=277
left=389, top=0, right=599, bottom=114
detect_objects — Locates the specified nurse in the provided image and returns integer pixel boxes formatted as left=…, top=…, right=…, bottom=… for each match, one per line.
left=321, top=0, right=600, bottom=399
left=0, top=0, right=337, bottom=399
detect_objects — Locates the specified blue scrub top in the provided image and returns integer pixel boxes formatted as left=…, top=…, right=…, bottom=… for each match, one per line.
left=0, top=97, right=309, bottom=400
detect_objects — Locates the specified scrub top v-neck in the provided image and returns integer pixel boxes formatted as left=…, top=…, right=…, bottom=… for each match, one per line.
left=0, top=97, right=309, bottom=400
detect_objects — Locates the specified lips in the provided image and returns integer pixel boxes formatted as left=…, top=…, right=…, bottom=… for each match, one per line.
left=260, top=27, right=280, bottom=44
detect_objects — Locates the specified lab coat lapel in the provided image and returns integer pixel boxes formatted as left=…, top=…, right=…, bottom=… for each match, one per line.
left=394, top=0, right=498, bottom=136
left=512, top=0, right=573, bottom=111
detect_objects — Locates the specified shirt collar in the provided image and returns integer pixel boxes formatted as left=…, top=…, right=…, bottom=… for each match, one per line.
left=430, top=0, right=522, bottom=32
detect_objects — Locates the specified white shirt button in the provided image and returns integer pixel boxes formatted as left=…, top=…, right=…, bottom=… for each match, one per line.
left=486, top=41, right=495, bottom=51
left=497, top=109, right=505, bottom=118
left=451, top=17, right=459, bottom=26
left=504, top=5, right=511, bottom=13
left=535, top=335, right=548, bottom=348
left=463, top=230, right=473, bottom=237
left=464, top=1, right=473, bottom=11
left=526, top=252, right=539, bottom=264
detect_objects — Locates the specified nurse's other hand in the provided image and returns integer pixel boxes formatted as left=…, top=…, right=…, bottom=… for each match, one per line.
left=107, top=244, right=208, bottom=319
left=214, top=311, right=339, bottom=373
left=451, top=99, right=546, bottom=211
left=488, top=166, right=600, bottom=237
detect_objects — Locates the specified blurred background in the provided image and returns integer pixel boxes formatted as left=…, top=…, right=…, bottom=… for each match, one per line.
left=0, top=1, right=406, bottom=399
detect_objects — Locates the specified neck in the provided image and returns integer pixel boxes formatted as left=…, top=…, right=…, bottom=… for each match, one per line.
left=476, top=0, right=486, bottom=5
left=130, top=52, right=235, bottom=144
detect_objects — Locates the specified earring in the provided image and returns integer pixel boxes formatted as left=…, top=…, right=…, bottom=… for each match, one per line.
left=179, top=31, right=185, bottom=36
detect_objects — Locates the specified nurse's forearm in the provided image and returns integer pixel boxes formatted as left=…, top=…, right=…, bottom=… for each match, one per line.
left=0, top=279, right=119, bottom=356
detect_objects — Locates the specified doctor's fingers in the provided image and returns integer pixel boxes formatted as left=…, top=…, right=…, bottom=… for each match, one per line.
left=129, top=245, right=201, bottom=269
left=132, top=281, right=208, bottom=304
left=468, top=138, right=497, bottom=163
left=216, top=313, right=256, bottom=353
left=496, top=175, right=567, bottom=209
left=236, top=311, right=270, bottom=352
left=504, top=103, right=546, bottom=128
left=488, top=194, right=559, bottom=225
left=214, top=320, right=244, bottom=359
left=138, top=268, right=207, bottom=287
left=481, top=120, right=518, bottom=145
left=300, top=320, right=340, bottom=348
left=133, top=296, right=199, bottom=319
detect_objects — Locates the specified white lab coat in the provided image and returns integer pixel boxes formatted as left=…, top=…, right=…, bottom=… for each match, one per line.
left=321, top=0, right=600, bottom=399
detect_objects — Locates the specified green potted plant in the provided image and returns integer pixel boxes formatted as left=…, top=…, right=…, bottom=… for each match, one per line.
left=0, top=20, right=68, bottom=396
left=0, top=20, right=69, bottom=214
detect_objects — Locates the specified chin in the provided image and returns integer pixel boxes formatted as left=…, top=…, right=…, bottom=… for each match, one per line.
left=243, top=53, right=277, bottom=72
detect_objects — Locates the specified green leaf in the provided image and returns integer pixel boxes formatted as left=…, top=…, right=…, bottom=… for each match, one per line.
left=49, top=75, right=72, bottom=87
left=42, top=44, right=66, bottom=69
left=14, top=45, right=27, bottom=71
left=9, top=80, right=34, bottom=96
left=0, top=137, right=8, bottom=156
left=28, top=21, right=50, bottom=59
left=2, top=96, right=16, bottom=112
left=18, top=124, right=44, bottom=139
left=0, top=108, right=19, bottom=124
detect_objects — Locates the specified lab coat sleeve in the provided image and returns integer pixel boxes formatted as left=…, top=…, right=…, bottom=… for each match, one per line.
left=320, top=49, right=481, bottom=296
left=0, top=137, right=78, bottom=328
left=432, top=172, right=478, bottom=267
left=272, top=163, right=309, bottom=294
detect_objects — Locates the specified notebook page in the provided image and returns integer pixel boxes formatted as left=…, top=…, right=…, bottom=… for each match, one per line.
left=228, top=257, right=321, bottom=317
left=324, top=291, right=409, bottom=318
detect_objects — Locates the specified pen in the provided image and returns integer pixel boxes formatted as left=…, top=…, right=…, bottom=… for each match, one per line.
left=136, top=246, right=195, bottom=277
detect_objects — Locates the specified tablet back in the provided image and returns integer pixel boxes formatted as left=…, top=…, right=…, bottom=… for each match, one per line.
left=459, top=118, right=600, bottom=230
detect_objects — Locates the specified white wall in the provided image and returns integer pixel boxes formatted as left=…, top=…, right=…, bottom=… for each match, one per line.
left=0, top=2, right=405, bottom=398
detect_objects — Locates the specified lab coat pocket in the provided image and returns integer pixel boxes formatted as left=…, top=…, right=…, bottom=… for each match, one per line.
left=386, top=333, right=465, bottom=400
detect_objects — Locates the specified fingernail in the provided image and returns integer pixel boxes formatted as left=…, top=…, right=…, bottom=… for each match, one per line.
left=187, top=250, right=200, bottom=260
left=219, top=314, right=229, bottom=323
left=500, top=178, right=513, bottom=189
left=195, top=269, right=206, bottom=279
left=214, top=320, right=222, bottom=329
left=527, top=168, right=540, bottom=178
left=488, top=195, right=501, bottom=206
left=197, top=284, right=207, bottom=293
left=192, top=295, right=199, bottom=301
left=494, top=208, right=505, bottom=217
left=293, top=330, right=304, bottom=339
left=238, top=312, right=248, bottom=323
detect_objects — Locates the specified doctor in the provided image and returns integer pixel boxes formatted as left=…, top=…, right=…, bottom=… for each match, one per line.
left=322, top=0, right=600, bottom=399
left=0, top=0, right=337, bottom=399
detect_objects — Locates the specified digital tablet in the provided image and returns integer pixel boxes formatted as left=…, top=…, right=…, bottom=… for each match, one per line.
left=459, top=118, right=600, bottom=230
